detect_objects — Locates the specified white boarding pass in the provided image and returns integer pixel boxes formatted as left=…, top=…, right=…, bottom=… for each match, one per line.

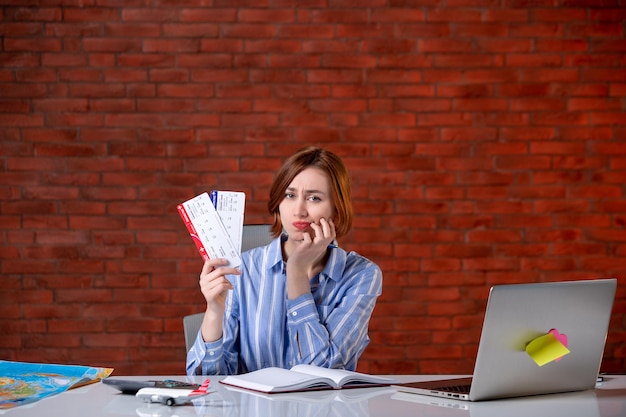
left=210, top=190, right=245, bottom=253
left=177, top=192, right=243, bottom=268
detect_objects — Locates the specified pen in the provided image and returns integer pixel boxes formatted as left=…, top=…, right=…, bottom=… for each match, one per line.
left=328, top=244, right=338, bottom=249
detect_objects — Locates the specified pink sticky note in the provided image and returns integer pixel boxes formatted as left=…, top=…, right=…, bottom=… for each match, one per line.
left=549, top=329, right=568, bottom=361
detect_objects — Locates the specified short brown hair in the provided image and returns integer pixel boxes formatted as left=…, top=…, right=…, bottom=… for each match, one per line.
left=267, top=146, right=353, bottom=239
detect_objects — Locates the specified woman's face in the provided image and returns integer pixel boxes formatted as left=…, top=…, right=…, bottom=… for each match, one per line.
left=279, top=167, right=334, bottom=242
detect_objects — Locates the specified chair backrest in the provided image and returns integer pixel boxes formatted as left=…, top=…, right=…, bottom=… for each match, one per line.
left=240, top=224, right=274, bottom=252
left=183, top=224, right=274, bottom=352
left=183, top=312, right=205, bottom=353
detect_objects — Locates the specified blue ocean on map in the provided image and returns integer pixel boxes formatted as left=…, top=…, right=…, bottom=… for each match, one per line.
left=0, top=361, right=113, bottom=409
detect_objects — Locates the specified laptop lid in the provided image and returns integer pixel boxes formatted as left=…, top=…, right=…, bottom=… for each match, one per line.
left=469, top=278, right=616, bottom=401
left=394, top=278, right=617, bottom=401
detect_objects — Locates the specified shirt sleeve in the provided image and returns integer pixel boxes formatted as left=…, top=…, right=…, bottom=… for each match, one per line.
left=285, top=258, right=382, bottom=371
left=185, top=289, right=241, bottom=376
left=185, top=332, right=223, bottom=375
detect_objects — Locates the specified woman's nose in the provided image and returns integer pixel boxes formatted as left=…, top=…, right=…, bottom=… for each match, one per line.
left=294, top=198, right=307, bottom=217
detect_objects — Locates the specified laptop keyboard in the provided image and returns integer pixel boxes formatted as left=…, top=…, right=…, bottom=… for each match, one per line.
left=433, top=384, right=471, bottom=394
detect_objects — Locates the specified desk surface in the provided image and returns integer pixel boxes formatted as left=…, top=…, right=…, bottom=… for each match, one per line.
left=3, top=374, right=626, bottom=417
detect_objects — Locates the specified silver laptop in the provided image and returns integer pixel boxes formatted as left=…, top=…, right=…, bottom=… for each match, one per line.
left=391, top=389, right=600, bottom=417
left=393, top=278, right=617, bottom=401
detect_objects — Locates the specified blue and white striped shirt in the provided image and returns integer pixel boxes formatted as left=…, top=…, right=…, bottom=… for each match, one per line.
left=186, top=236, right=382, bottom=376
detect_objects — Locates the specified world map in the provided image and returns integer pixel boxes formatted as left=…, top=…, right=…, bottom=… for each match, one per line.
left=0, top=361, right=113, bottom=410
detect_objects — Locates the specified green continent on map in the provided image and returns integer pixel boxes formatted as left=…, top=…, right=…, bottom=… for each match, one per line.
left=0, top=377, right=39, bottom=402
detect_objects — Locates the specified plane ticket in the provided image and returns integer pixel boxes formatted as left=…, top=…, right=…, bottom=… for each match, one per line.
left=177, top=192, right=244, bottom=268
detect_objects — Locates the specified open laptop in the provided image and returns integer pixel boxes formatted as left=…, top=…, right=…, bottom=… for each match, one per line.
left=391, top=389, right=600, bottom=417
left=393, top=278, right=617, bottom=401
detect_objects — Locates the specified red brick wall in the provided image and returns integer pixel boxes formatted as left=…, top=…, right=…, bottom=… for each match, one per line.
left=1, top=2, right=625, bottom=375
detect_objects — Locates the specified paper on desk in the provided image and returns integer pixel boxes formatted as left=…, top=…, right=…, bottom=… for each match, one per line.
left=525, top=329, right=570, bottom=367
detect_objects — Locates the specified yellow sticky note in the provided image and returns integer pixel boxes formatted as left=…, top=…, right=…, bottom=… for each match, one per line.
left=526, top=333, right=571, bottom=367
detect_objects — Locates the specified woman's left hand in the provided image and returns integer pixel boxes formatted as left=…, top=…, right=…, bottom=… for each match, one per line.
left=286, top=218, right=336, bottom=298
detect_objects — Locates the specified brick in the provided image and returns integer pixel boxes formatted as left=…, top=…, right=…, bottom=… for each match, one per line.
left=64, top=7, right=118, bottom=22
left=435, top=54, right=499, bottom=68
left=83, top=334, right=142, bottom=349
left=149, top=69, right=190, bottom=83
left=32, top=98, right=89, bottom=112
left=418, top=112, right=472, bottom=126
left=533, top=112, right=587, bottom=125
left=283, top=113, right=328, bottom=126
left=280, top=24, right=334, bottom=39
left=238, top=9, right=295, bottom=23
left=268, top=54, right=320, bottom=68
left=118, top=54, right=175, bottom=67
left=103, top=68, right=147, bottom=82
left=561, top=128, right=614, bottom=142
left=583, top=69, right=626, bottom=83
left=0, top=53, right=41, bottom=68
left=0, top=99, right=29, bottom=113
left=57, top=68, right=102, bottom=82
left=222, top=24, right=278, bottom=38
left=156, top=83, right=215, bottom=98
left=396, top=98, right=449, bottom=112
left=590, top=112, right=626, bottom=125
left=179, top=8, right=237, bottom=23
left=533, top=199, right=590, bottom=213
left=143, top=39, right=201, bottom=53
left=0, top=113, right=44, bottom=127
left=22, top=214, right=69, bottom=230
left=370, top=8, right=425, bottom=22
left=566, top=53, right=623, bottom=67
left=15, top=69, right=57, bottom=83
left=570, top=23, right=623, bottom=38
left=425, top=186, right=465, bottom=200
left=428, top=9, right=482, bottom=22
left=396, top=23, right=450, bottom=39
left=554, top=157, right=609, bottom=169
left=478, top=38, right=533, bottom=53
left=530, top=141, right=586, bottom=155
left=367, top=70, right=422, bottom=84
left=590, top=8, right=626, bottom=22
left=311, top=11, right=370, bottom=24
left=611, top=84, right=626, bottom=96
left=0, top=22, right=44, bottom=36
left=535, top=39, right=589, bottom=52
left=4, top=38, right=61, bottom=52
left=453, top=98, right=508, bottom=112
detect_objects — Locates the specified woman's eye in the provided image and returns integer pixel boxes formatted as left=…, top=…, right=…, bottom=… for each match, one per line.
left=285, top=193, right=295, bottom=199
left=309, top=196, right=321, bottom=202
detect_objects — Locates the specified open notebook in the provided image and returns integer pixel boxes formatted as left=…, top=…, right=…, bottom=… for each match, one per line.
left=393, top=278, right=617, bottom=401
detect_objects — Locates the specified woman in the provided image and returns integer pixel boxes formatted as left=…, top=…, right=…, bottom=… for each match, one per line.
left=186, top=146, right=382, bottom=375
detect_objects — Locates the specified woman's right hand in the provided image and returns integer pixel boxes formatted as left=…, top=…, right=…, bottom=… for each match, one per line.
left=199, top=258, right=240, bottom=342
left=199, top=258, right=239, bottom=313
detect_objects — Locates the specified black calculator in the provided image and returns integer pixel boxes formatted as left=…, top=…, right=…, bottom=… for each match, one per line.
left=102, top=378, right=200, bottom=394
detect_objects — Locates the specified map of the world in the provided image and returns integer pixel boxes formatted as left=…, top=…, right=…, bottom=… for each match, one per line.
left=0, top=360, right=113, bottom=409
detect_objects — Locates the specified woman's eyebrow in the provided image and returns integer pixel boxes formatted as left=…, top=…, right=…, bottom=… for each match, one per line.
left=286, top=186, right=327, bottom=195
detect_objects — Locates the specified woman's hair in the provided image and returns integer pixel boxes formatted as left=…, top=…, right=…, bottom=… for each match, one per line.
left=268, top=146, right=353, bottom=239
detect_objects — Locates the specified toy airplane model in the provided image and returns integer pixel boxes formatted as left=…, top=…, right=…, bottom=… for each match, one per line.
left=136, top=379, right=211, bottom=406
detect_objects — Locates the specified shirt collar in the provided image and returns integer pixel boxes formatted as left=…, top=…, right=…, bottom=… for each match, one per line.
left=265, top=235, right=285, bottom=270
left=321, top=245, right=347, bottom=283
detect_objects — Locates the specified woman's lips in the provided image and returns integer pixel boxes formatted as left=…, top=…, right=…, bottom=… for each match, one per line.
left=292, top=221, right=311, bottom=231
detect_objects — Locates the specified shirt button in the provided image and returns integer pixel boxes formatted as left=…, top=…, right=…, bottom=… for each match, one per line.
left=292, top=311, right=297, bottom=316
left=209, top=351, right=215, bottom=356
